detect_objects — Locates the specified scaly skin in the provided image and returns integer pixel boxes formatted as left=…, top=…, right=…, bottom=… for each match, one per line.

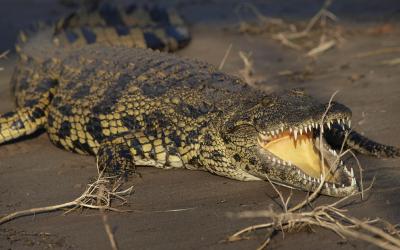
left=1, top=4, right=399, bottom=197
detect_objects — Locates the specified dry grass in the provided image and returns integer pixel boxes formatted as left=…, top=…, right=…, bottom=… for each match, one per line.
left=0, top=160, right=133, bottom=225
left=226, top=93, right=400, bottom=249
left=236, top=0, right=343, bottom=57
left=0, top=161, right=132, bottom=249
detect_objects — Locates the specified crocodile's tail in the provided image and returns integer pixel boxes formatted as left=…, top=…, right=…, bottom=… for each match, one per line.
left=324, top=124, right=400, bottom=158
left=15, top=2, right=190, bottom=54
left=15, top=22, right=53, bottom=54
left=53, top=2, right=190, bottom=52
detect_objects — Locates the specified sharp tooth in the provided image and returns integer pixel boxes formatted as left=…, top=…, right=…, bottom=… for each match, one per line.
left=308, top=124, right=312, bottom=131
left=272, top=158, right=276, bottom=163
left=297, top=169, right=301, bottom=175
left=276, top=129, right=280, bottom=135
left=350, top=168, right=354, bottom=177
left=342, top=184, right=345, bottom=188
left=333, top=183, right=336, bottom=189
left=289, top=127, right=293, bottom=133
left=299, top=128, right=303, bottom=135
left=325, top=183, right=329, bottom=188
left=277, top=159, right=281, bottom=165
left=267, top=156, right=271, bottom=160
left=327, top=122, right=331, bottom=129
left=271, top=130, right=275, bottom=136
left=303, top=173, right=306, bottom=179
left=308, top=176, right=312, bottom=181
left=288, top=161, right=292, bottom=166
left=351, top=177, right=356, bottom=186
left=348, top=120, right=351, bottom=127
left=280, top=126, right=284, bottom=132
left=344, top=166, right=349, bottom=173
left=260, top=134, right=268, bottom=141
left=294, top=130, right=298, bottom=140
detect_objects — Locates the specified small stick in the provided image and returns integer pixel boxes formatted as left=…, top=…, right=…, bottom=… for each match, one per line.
left=0, top=50, right=9, bottom=59
left=218, top=43, right=233, bottom=70
left=307, top=40, right=336, bottom=57
left=355, top=47, right=400, bottom=58
left=101, top=210, right=119, bottom=250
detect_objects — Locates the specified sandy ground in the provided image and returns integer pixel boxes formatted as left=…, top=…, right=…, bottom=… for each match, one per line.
left=0, top=0, right=400, bottom=249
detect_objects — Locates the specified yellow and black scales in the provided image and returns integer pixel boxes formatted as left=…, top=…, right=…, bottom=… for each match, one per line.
left=1, top=2, right=399, bottom=197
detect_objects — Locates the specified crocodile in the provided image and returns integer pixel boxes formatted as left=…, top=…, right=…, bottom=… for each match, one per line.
left=1, top=3, right=399, bottom=198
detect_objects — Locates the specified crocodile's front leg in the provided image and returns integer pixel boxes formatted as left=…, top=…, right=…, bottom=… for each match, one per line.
left=324, top=124, right=400, bottom=158
left=0, top=77, right=57, bottom=144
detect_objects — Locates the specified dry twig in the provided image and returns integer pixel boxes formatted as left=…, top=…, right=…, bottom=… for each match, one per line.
left=0, top=50, right=8, bottom=71
left=219, top=43, right=233, bottom=70
left=237, top=0, right=342, bottom=56
left=238, top=51, right=255, bottom=85
left=0, top=162, right=133, bottom=225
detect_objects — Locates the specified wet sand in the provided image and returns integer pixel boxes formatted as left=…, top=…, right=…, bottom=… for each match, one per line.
left=0, top=1, right=400, bottom=249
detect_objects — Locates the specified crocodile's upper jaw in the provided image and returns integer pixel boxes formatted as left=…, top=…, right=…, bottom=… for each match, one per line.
left=254, top=117, right=358, bottom=197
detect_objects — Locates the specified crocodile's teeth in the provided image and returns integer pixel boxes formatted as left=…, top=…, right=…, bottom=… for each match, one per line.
left=351, top=177, right=356, bottom=186
left=299, top=127, right=303, bottom=135
left=308, top=124, right=312, bottom=131
left=333, top=183, right=336, bottom=189
left=289, top=127, right=293, bottom=133
left=348, top=120, right=352, bottom=127
left=325, top=183, right=329, bottom=188
left=271, top=130, right=275, bottom=136
left=294, top=130, right=298, bottom=140
left=327, top=121, right=331, bottom=129
left=350, top=168, right=354, bottom=177
left=259, top=133, right=269, bottom=141
left=276, top=129, right=280, bottom=135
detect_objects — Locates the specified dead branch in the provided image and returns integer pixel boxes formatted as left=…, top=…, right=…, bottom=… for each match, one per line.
left=0, top=165, right=133, bottom=225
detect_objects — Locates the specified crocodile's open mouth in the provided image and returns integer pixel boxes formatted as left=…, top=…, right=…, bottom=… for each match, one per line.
left=257, top=117, right=357, bottom=196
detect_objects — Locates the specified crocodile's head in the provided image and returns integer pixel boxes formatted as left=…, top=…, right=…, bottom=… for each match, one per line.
left=224, top=89, right=357, bottom=197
